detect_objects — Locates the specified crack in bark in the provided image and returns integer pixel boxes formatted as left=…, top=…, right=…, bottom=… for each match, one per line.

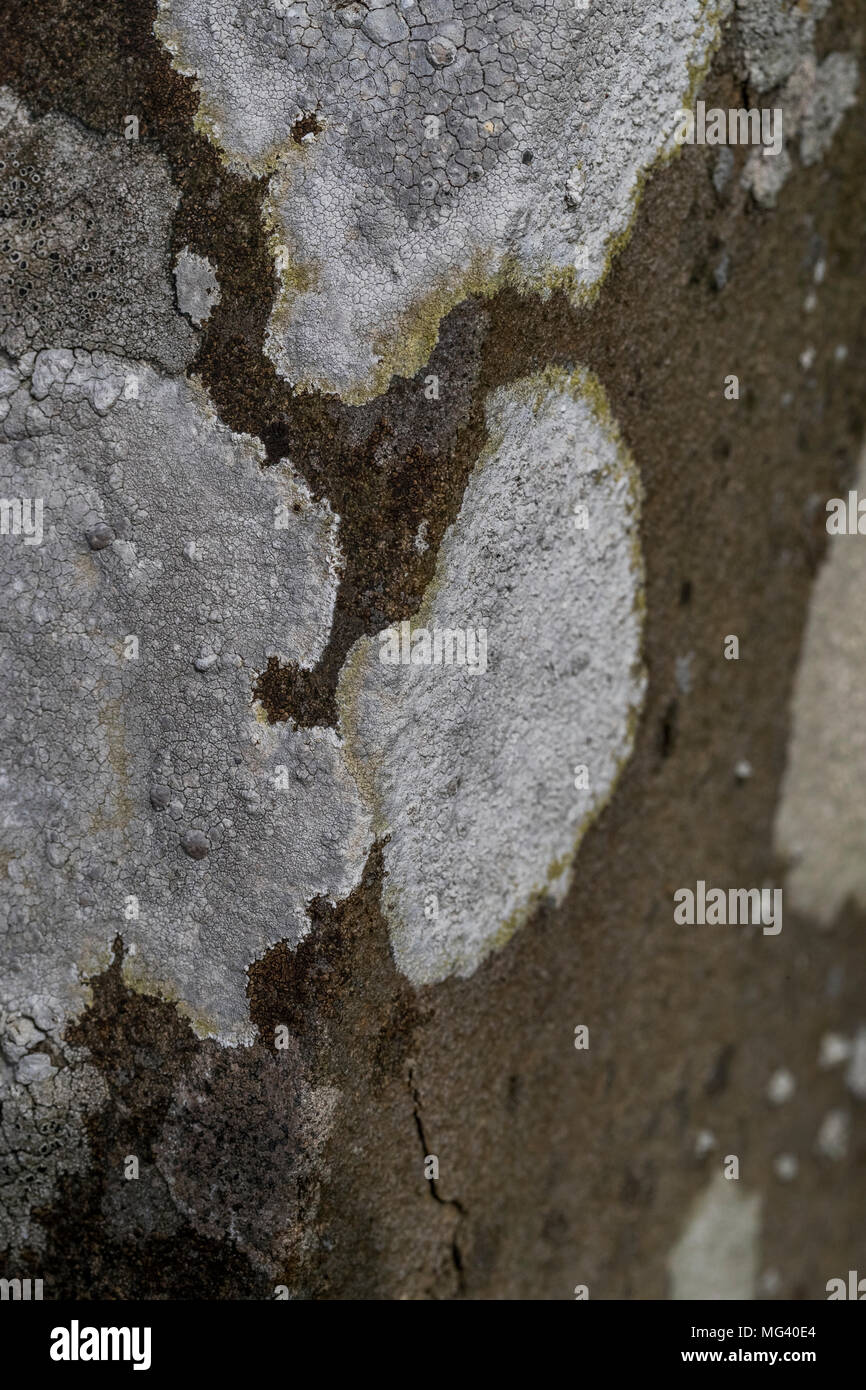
left=408, top=1065, right=467, bottom=1296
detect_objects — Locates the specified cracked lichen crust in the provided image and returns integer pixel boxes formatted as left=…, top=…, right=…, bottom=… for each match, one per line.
left=155, top=0, right=727, bottom=401
left=0, top=350, right=372, bottom=1045
left=0, top=88, right=197, bottom=372
left=338, top=367, right=646, bottom=984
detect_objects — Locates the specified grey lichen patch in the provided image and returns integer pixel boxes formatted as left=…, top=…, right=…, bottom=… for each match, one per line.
left=774, top=445, right=866, bottom=927
left=737, top=0, right=830, bottom=92
left=668, top=1171, right=761, bottom=1299
left=736, top=0, right=859, bottom=209
left=173, top=245, right=221, bottom=326
left=155, top=0, right=728, bottom=400
left=0, top=1028, right=108, bottom=1257
left=794, top=53, right=859, bottom=167
left=0, top=350, right=372, bottom=1046
left=0, top=88, right=197, bottom=372
left=741, top=51, right=859, bottom=209
left=337, top=368, right=646, bottom=985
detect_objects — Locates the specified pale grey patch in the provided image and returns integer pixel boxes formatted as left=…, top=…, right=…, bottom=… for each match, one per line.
left=694, top=1129, right=717, bottom=1157
left=760, top=1267, right=782, bottom=1295
left=773, top=1153, right=798, bottom=1181
left=155, top=0, right=727, bottom=400
left=668, top=1172, right=761, bottom=1300
left=818, top=1031, right=851, bottom=1068
left=713, top=145, right=735, bottom=194
left=14, top=1053, right=56, bottom=1085
left=766, top=1067, right=795, bottom=1105
left=774, top=445, right=866, bottom=926
left=797, top=53, right=859, bottom=166
left=339, top=368, right=645, bottom=985
left=413, top=519, right=429, bottom=555
left=737, top=0, right=831, bottom=92
left=675, top=652, right=694, bottom=694
left=0, top=352, right=372, bottom=1046
left=741, top=145, right=792, bottom=209
left=815, top=1108, right=850, bottom=1160
left=0, top=88, right=196, bottom=372
left=739, top=37, right=859, bottom=208
left=845, top=1028, right=866, bottom=1100
left=174, top=246, right=222, bottom=326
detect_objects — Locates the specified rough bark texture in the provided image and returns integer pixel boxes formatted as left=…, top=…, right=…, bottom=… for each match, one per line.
left=1, top=0, right=865, bottom=1299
